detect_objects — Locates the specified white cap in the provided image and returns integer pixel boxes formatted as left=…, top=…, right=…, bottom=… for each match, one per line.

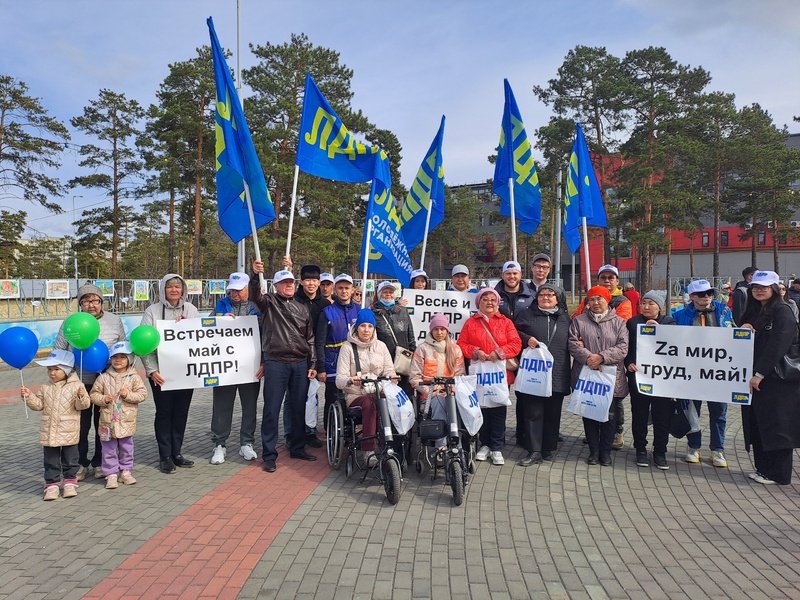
left=320, top=272, right=334, bottom=284
left=597, top=264, right=619, bottom=277
left=36, top=349, right=75, bottom=370
left=502, top=260, right=522, bottom=273
left=749, top=271, right=780, bottom=287
left=334, top=274, right=354, bottom=285
left=227, top=272, right=250, bottom=291
left=272, top=270, right=295, bottom=285
left=109, top=341, right=133, bottom=357
left=410, top=269, right=428, bottom=280
left=686, top=279, right=715, bottom=295
left=452, top=264, right=469, bottom=277
left=377, top=281, right=397, bottom=293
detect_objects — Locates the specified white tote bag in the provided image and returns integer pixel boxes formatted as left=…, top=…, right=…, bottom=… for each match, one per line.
left=383, top=381, right=416, bottom=435
left=305, top=378, right=322, bottom=429
left=469, top=360, right=511, bottom=408
left=566, top=364, right=616, bottom=422
left=454, top=375, right=483, bottom=436
left=514, top=345, right=554, bottom=397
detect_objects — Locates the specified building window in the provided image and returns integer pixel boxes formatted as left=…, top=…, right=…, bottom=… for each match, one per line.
left=721, top=231, right=728, bottom=247
left=702, top=232, right=709, bottom=247
left=758, top=231, right=766, bottom=245
left=779, top=237, right=787, bottom=245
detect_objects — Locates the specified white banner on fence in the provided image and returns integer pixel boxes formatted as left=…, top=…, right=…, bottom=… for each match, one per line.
left=635, top=324, right=753, bottom=405
left=156, top=316, right=261, bottom=391
left=400, top=289, right=476, bottom=342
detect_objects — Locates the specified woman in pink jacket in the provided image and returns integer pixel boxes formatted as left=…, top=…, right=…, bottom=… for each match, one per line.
left=457, top=288, right=522, bottom=466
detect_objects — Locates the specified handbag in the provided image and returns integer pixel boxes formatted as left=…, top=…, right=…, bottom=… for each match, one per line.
left=478, top=318, right=518, bottom=371
left=773, top=321, right=800, bottom=381
left=566, top=364, right=616, bottom=422
left=514, top=344, right=554, bottom=396
left=380, top=314, right=412, bottom=376
left=669, top=399, right=700, bottom=438
left=468, top=360, right=511, bottom=407
left=454, top=375, right=483, bottom=435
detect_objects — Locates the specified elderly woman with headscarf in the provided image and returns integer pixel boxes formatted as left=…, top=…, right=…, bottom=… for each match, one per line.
left=140, top=274, right=200, bottom=474
left=568, top=285, right=628, bottom=466
left=457, top=287, right=522, bottom=466
left=54, top=283, right=126, bottom=481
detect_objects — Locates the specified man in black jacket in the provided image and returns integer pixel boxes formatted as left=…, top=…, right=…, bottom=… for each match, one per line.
left=250, top=262, right=318, bottom=472
left=732, top=266, right=757, bottom=325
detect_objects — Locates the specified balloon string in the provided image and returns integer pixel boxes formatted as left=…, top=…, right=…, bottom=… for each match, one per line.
left=20, top=370, right=29, bottom=420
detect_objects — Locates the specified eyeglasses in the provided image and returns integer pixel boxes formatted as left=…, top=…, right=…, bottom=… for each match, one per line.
left=80, top=299, right=102, bottom=306
left=537, top=293, right=556, bottom=299
left=532, top=264, right=550, bottom=270
left=598, top=275, right=617, bottom=281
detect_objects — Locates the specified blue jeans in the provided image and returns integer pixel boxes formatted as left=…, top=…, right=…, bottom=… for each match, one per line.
left=687, top=400, right=727, bottom=452
left=261, top=360, right=309, bottom=461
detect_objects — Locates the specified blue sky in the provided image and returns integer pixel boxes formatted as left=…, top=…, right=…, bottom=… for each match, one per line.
left=2, top=0, right=799, bottom=238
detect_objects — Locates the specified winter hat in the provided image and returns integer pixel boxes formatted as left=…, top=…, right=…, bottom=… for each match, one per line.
left=641, top=290, right=666, bottom=312
left=300, top=264, right=321, bottom=280
left=429, top=313, right=450, bottom=332
left=586, top=286, right=612, bottom=303
left=77, top=283, right=103, bottom=304
left=475, top=287, right=501, bottom=307
left=355, top=308, right=376, bottom=328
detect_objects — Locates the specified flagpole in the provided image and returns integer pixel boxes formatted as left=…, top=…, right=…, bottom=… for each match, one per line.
left=235, top=0, right=245, bottom=273
left=361, top=219, right=372, bottom=309
left=508, top=177, right=517, bottom=262
left=243, top=180, right=265, bottom=289
left=571, top=252, right=576, bottom=304
left=286, top=165, right=300, bottom=258
left=418, top=194, right=435, bottom=271
left=554, top=170, right=562, bottom=287
left=582, top=216, right=591, bottom=291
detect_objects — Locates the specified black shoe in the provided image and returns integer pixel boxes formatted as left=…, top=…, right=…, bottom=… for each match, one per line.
left=541, top=450, right=553, bottom=461
left=172, top=455, right=194, bottom=468
left=557, top=433, right=565, bottom=443
left=636, top=451, right=649, bottom=467
left=653, top=454, right=669, bottom=470
left=160, top=458, right=177, bottom=474
left=306, top=436, right=323, bottom=449
left=599, top=452, right=612, bottom=466
left=587, top=453, right=599, bottom=466
left=582, top=437, right=588, bottom=444
left=263, top=459, right=276, bottom=473
left=290, top=451, right=318, bottom=461
left=518, top=451, right=542, bottom=467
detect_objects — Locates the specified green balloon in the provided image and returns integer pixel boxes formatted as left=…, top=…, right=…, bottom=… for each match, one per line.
left=63, top=313, right=100, bottom=350
left=130, top=325, right=160, bottom=356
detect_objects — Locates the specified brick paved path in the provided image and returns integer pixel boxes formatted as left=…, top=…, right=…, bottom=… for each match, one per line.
left=0, top=364, right=798, bottom=599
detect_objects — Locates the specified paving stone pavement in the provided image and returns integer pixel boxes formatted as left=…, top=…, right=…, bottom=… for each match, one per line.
left=0, top=362, right=799, bottom=600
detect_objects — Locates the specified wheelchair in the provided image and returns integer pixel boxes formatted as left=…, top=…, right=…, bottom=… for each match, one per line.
left=326, top=376, right=409, bottom=505
left=413, top=377, right=477, bottom=506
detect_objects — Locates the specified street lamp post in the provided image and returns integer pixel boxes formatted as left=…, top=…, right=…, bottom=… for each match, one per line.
left=72, top=195, right=83, bottom=295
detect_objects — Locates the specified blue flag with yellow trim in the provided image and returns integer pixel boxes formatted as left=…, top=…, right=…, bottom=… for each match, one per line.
left=563, top=122, right=607, bottom=254
left=297, top=73, right=387, bottom=185
left=400, top=116, right=446, bottom=250
left=207, top=17, right=275, bottom=243
left=492, top=79, right=542, bottom=235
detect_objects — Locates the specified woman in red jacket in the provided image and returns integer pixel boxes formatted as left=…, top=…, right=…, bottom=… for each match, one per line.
left=458, top=288, right=522, bottom=466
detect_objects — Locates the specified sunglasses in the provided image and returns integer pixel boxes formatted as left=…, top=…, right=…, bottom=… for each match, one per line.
left=692, top=291, right=714, bottom=298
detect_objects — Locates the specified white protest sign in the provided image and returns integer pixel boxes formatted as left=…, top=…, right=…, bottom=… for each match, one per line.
left=156, top=316, right=261, bottom=391
left=635, top=324, right=753, bottom=405
left=400, top=289, right=476, bottom=342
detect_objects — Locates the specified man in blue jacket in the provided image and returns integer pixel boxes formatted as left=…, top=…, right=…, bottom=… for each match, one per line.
left=672, top=279, right=733, bottom=468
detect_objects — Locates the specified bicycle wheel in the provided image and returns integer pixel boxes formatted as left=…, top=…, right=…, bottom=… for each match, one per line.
left=326, top=400, right=344, bottom=469
left=450, top=460, right=465, bottom=506
left=383, top=457, right=402, bottom=505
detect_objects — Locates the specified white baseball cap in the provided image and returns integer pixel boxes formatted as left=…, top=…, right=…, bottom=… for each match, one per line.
left=377, top=281, right=397, bottom=293
left=597, top=264, right=619, bottom=277
left=749, top=271, right=780, bottom=287
left=272, top=270, right=295, bottom=285
left=36, top=349, right=75, bottom=370
left=334, top=274, right=354, bottom=285
left=320, top=272, right=334, bottom=284
left=410, top=269, right=428, bottom=280
left=227, top=272, right=250, bottom=291
left=452, top=264, right=469, bottom=277
left=502, top=260, right=522, bottom=273
left=109, top=341, right=133, bottom=357
left=686, top=279, right=715, bottom=295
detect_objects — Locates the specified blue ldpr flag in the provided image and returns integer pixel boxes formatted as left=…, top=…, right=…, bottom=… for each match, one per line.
left=563, top=122, right=607, bottom=254
left=400, top=116, right=446, bottom=250
left=297, top=73, right=387, bottom=185
left=360, top=155, right=413, bottom=287
left=492, top=79, right=542, bottom=235
left=207, top=17, right=275, bottom=243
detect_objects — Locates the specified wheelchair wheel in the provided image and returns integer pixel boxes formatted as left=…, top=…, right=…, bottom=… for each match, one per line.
left=383, top=457, right=402, bottom=505
left=450, top=461, right=465, bottom=506
left=345, top=452, right=355, bottom=478
left=326, top=400, right=344, bottom=469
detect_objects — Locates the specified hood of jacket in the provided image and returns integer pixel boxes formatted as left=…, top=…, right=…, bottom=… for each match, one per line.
left=158, top=273, right=188, bottom=309
left=347, top=327, right=379, bottom=351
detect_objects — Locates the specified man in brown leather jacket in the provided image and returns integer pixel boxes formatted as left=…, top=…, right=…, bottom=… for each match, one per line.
left=250, top=261, right=318, bottom=473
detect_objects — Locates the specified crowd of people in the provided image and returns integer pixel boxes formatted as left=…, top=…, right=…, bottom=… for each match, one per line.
left=20, top=258, right=800, bottom=501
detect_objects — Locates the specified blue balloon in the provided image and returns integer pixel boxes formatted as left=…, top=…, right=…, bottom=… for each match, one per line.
left=73, top=339, right=110, bottom=374
left=0, top=327, right=39, bottom=369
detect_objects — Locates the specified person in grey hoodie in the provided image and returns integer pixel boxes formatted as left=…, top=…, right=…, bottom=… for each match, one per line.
left=140, top=274, right=200, bottom=474
left=54, top=283, right=126, bottom=481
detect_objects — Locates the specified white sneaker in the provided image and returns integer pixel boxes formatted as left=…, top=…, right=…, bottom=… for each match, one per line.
left=476, top=445, right=491, bottom=461
left=711, top=451, right=727, bottom=468
left=491, top=451, right=505, bottom=465
left=753, top=473, right=777, bottom=485
left=364, top=451, right=378, bottom=468
left=210, top=445, right=226, bottom=465
left=684, top=448, right=700, bottom=464
left=239, top=444, right=257, bottom=461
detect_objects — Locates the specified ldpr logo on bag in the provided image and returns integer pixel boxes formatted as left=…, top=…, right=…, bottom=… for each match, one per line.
left=468, top=391, right=479, bottom=408
left=520, top=357, right=552, bottom=372
left=476, top=372, right=505, bottom=385
left=574, top=378, right=611, bottom=398
left=394, top=389, right=410, bottom=408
